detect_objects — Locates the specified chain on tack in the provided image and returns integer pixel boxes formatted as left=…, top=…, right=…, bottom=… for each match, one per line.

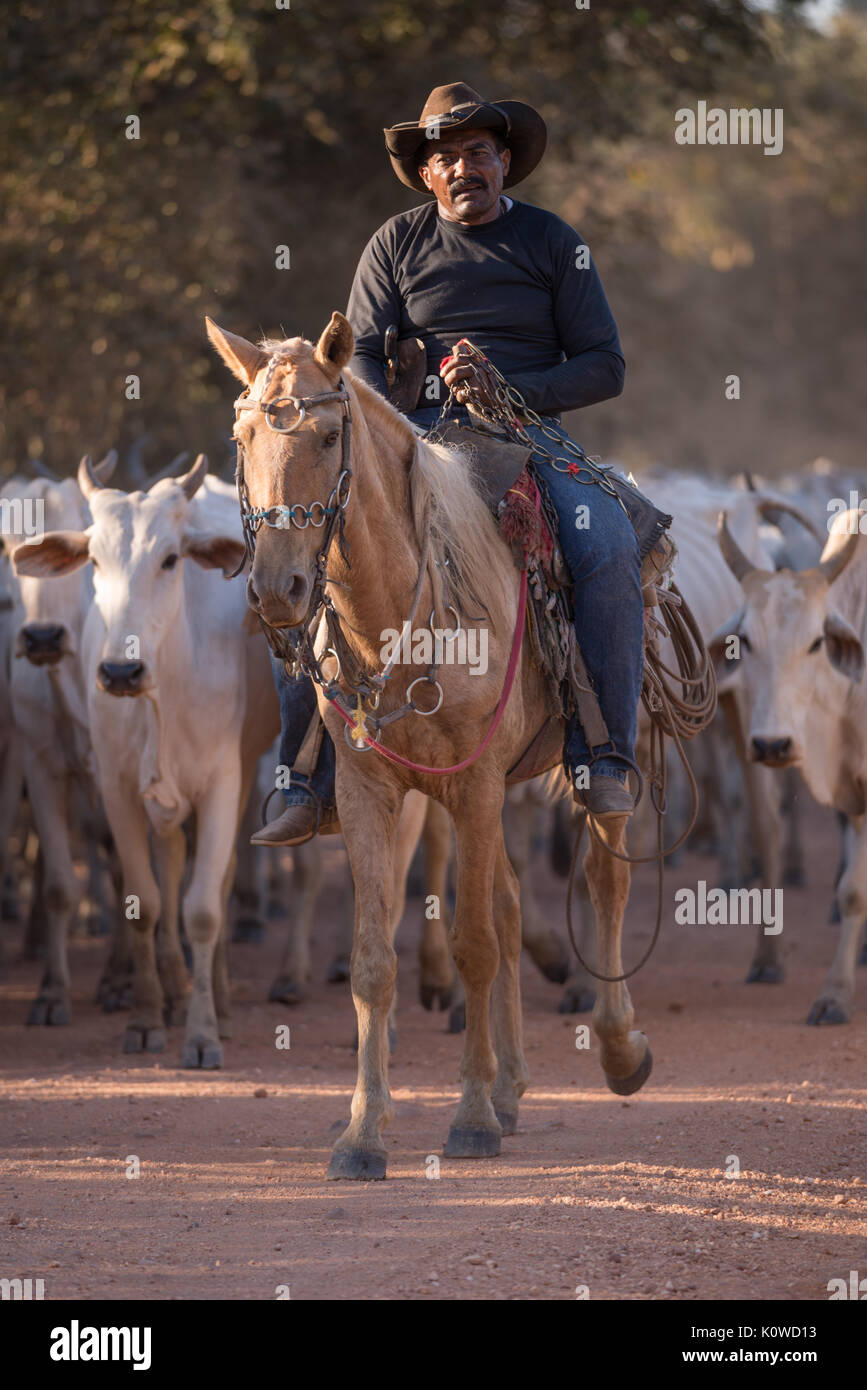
left=435, top=339, right=631, bottom=518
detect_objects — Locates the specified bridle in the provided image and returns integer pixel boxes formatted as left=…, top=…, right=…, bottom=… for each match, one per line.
left=230, top=361, right=353, bottom=671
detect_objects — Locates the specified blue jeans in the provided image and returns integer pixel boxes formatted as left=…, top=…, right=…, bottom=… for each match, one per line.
left=267, top=408, right=643, bottom=805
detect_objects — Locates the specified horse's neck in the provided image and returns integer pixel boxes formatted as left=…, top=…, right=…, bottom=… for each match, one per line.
left=326, top=382, right=426, bottom=666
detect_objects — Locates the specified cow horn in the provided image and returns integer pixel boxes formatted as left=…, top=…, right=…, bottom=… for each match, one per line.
left=77, top=454, right=104, bottom=499
left=177, top=453, right=208, bottom=499
left=718, top=510, right=756, bottom=582
left=93, top=448, right=118, bottom=484
left=754, top=496, right=822, bottom=542
left=819, top=527, right=860, bottom=585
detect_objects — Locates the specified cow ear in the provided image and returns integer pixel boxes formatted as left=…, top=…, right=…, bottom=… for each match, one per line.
left=708, top=611, right=745, bottom=681
left=182, top=531, right=246, bottom=578
left=205, top=318, right=268, bottom=385
left=823, top=610, right=865, bottom=682
left=313, top=312, right=354, bottom=378
left=12, top=531, right=91, bottom=577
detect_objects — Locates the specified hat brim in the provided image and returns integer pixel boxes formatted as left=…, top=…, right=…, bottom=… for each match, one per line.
left=384, top=99, right=547, bottom=193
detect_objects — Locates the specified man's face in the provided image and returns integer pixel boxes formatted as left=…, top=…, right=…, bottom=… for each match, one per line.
left=418, top=127, right=511, bottom=223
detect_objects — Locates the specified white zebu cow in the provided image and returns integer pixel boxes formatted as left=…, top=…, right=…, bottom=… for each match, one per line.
left=711, top=508, right=867, bottom=1024
left=3, top=462, right=120, bottom=1021
left=14, top=454, right=280, bottom=1065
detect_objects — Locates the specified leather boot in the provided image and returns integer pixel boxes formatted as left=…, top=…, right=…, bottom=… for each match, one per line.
left=573, top=774, right=634, bottom=818
left=250, top=800, right=340, bottom=847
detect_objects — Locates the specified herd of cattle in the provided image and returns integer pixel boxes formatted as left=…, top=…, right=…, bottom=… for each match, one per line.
left=1, top=446, right=866, bottom=1069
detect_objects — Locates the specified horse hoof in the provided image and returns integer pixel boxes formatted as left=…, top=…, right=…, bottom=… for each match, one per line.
left=605, top=1043, right=653, bottom=1097
left=806, top=997, right=850, bottom=1026
left=495, top=1109, right=518, bottom=1136
left=232, top=917, right=264, bottom=944
left=326, top=957, right=351, bottom=984
left=443, top=1126, right=501, bottom=1159
left=326, top=1149, right=387, bottom=1181
left=181, top=1038, right=223, bottom=1068
left=745, top=963, right=784, bottom=984
left=558, top=985, right=595, bottom=1014
left=268, top=976, right=305, bottom=1005
left=447, top=1002, right=466, bottom=1034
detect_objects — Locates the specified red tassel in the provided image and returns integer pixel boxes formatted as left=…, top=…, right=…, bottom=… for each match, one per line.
left=499, top=469, right=555, bottom=566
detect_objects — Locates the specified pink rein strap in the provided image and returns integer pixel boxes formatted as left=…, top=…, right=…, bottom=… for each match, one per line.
left=329, top=566, right=528, bottom=776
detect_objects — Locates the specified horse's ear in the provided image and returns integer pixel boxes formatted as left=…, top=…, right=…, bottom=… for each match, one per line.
left=205, top=318, right=268, bottom=385
left=314, top=312, right=354, bottom=378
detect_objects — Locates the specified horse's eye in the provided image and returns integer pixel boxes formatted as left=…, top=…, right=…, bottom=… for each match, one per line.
left=161, top=553, right=178, bottom=571
left=808, top=636, right=823, bottom=654
left=323, top=431, right=340, bottom=449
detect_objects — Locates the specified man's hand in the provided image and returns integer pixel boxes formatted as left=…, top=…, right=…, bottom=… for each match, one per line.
left=440, top=345, right=500, bottom=409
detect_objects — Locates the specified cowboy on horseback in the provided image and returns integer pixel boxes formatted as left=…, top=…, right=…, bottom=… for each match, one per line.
left=253, top=81, right=644, bottom=846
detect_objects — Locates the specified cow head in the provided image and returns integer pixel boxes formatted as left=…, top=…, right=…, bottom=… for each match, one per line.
left=206, top=314, right=354, bottom=629
left=709, top=509, right=865, bottom=767
left=3, top=459, right=114, bottom=667
left=12, top=454, right=245, bottom=698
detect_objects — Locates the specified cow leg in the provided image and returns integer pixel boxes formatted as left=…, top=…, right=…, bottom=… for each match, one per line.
left=418, top=797, right=457, bottom=1012
left=24, top=764, right=80, bottom=1025
left=327, top=783, right=403, bottom=1180
left=96, top=906, right=134, bottom=1013
left=103, top=789, right=165, bottom=1053
left=154, top=827, right=190, bottom=1025
left=180, top=775, right=240, bottom=1069
left=232, top=792, right=266, bottom=943
left=503, top=789, right=569, bottom=985
left=743, top=763, right=784, bottom=983
left=781, top=767, right=806, bottom=887
left=442, top=788, right=503, bottom=1159
left=269, top=839, right=324, bottom=1004
left=585, top=813, right=651, bottom=1094
left=490, top=830, right=529, bottom=1135
left=808, top=815, right=867, bottom=1025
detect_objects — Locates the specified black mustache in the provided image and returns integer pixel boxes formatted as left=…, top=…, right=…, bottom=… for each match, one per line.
left=451, top=180, right=484, bottom=194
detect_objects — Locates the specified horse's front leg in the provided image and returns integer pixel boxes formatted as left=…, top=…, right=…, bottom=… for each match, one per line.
left=584, top=813, right=652, bottom=1094
left=327, top=776, right=404, bottom=1181
left=443, top=789, right=503, bottom=1158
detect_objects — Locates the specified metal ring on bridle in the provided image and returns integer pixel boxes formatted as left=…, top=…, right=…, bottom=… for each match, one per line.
left=407, top=677, right=444, bottom=716
left=265, top=397, right=306, bottom=434
left=345, top=722, right=375, bottom=751
left=429, top=606, right=461, bottom=642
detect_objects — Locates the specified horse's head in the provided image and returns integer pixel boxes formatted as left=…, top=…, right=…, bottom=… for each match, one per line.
left=206, top=313, right=354, bottom=628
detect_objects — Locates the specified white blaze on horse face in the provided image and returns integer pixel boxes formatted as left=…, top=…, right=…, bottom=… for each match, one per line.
left=737, top=569, right=842, bottom=765
left=87, top=489, right=190, bottom=682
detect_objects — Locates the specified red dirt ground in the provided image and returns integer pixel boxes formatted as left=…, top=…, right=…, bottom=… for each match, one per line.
left=1, top=798, right=865, bottom=1301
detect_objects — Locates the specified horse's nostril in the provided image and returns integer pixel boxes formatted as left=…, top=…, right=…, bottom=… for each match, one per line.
left=246, top=578, right=260, bottom=610
left=286, top=573, right=308, bottom=604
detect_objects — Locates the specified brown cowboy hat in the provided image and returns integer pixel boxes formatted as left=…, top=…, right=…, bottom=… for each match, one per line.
left=384, top=81, right=547, bottom=193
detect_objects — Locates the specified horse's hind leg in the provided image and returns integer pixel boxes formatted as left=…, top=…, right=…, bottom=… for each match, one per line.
left=419, top=798, right=456, bottom=1012
left=584, top=813, right=652, bottom=1094
left=490, top=832, right=529, bottom=1135
left=442, top=790, right=503, bottom=1159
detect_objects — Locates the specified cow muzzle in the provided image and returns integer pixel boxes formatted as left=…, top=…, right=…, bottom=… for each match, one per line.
left=97, top=660, right=150, bottom=697
left=17, top=623, right=69, bottom=666
left=750, top=735, right=799, bottom=767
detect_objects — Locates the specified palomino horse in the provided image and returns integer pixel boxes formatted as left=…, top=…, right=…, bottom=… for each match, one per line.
left=207, top=312, right=651, bottom=1179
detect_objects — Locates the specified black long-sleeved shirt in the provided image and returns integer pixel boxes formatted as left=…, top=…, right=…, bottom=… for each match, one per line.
left=345, top=199, right=624, bottom=416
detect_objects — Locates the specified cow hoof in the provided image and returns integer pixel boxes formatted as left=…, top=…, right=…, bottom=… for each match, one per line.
left=268, top=976, right=305, bottom=1005
left=605, top=1044, right=653, bottom=1097
left=326, top=956, right=351, bottom=983
left=27, top=998, right=70, bottom=1026
left=419, top=982, right=454, bottom=1011
left=806, top=996, right=850, bottom=1026
left=97, top=980, right=132, bottom=1013
left=494, top=1109, right=518, bottom=1136
left=232, top=917, right=264, bottom=944
left=181, top=1038, right=223, bottom=1068
left=443, top=1126, right=501, bottom=1158
left=447, top=1001, right=466, bottom=1034
left=123, top=1025, right=165, bottom=1054
left=558, top=984, right=596, bottom=1014
left=746, top=963, right=784, bottom=984
left=326, top=1149, right=386, bottom=1181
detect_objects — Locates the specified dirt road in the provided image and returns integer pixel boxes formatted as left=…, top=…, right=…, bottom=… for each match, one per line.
left=1, top=801, right=865, bottom=1301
